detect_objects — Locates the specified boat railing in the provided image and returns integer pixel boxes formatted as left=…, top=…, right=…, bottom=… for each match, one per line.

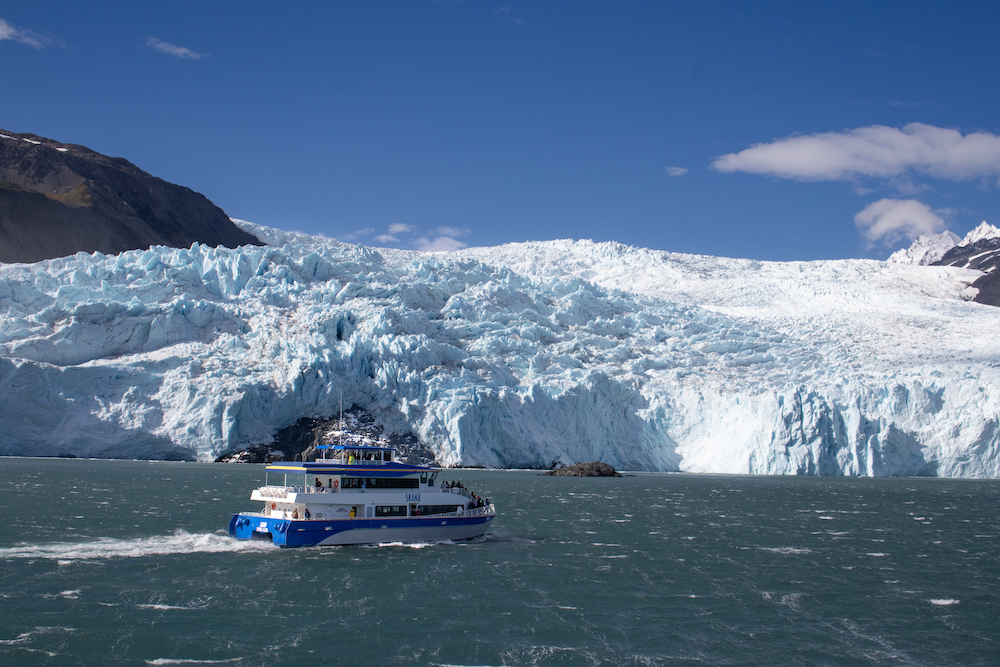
left=260, top=485, right=342, bottom=496
left=261, top=485, right=488, bottom=505
left=317, top=455, right=388, bottom=466
left=243, top=503, right=495, bottom=520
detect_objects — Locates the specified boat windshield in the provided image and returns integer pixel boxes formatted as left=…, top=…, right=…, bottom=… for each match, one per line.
left=318, top=445, right=395, bottom=465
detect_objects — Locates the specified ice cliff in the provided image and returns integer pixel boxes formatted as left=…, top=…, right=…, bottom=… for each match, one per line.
left=2, top=220, right=999, bottom=476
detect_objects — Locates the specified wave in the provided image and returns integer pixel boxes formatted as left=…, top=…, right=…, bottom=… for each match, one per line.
left=0, top=531, right=275, bottom=561
left=364, top=539, right=458, bottom=549
left=146, top=660, right=242, bottom=665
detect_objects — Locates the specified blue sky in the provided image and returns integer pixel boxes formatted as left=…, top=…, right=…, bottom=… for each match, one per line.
left=3, top=1, right=1000, bottom=260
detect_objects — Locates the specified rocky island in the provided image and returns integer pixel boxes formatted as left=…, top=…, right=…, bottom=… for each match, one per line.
left=545, top=462, right=622, bottom=477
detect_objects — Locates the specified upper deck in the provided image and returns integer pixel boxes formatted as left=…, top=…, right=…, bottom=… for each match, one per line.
left=265, top=444, right=440, bottom=478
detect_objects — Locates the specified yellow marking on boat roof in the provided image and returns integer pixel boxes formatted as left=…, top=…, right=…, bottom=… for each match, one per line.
left=265, top=465, right=439, bottom=473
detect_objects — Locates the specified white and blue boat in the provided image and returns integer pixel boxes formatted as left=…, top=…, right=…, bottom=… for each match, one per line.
left=228, top=443, right=496, bottom=546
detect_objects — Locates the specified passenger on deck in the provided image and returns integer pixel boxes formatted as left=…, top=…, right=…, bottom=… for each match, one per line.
left=315, top=478, right=323, bottom=489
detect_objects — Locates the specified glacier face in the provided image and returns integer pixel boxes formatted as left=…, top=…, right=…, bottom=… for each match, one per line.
left=1, top=220, right=999, bottom=476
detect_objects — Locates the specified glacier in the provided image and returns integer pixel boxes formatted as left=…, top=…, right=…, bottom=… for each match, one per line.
left=2, top=219, right=999, bottom=476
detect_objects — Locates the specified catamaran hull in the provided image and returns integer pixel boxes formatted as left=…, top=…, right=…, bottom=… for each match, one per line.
left=229, top=513, right=494, bottom=547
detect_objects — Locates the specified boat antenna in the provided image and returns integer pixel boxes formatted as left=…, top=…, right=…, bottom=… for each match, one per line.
left=339, top=391, right=343, bottom=448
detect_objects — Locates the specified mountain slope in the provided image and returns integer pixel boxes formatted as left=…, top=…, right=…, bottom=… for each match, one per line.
left=0, top=130, right=260, bottom=263
left=1, top=220, right=998, bottom=477
left=931, top=224, right=1000, bottom=306
left=888, top=222, right=1000, bottom=307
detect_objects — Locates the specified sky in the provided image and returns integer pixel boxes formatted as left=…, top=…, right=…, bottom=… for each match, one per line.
left=3, top=1, right=1000, bottom=261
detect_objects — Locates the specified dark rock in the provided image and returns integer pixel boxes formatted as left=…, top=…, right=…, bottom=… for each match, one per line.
left=215, top=445, right=285, bottom=464
left=215, top=407, right=438, bottom=466
left=932, top=236, right=1000, bottom=307
left=544, top=461, right=622, bottom=477
left=0, top=129, right=261, bottom=264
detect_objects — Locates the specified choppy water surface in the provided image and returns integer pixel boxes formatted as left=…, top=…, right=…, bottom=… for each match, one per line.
left=1, top=459, right=998, bottom=666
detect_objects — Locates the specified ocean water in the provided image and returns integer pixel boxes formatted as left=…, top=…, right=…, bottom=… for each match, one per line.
left=1, top=459, right=998, bottom=666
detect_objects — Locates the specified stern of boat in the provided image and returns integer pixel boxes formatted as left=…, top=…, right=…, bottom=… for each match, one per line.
left=229, top=514, right=290, bottom=546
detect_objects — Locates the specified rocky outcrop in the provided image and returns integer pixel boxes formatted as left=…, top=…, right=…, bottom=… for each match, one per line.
left=545, top=461, right=622, bottom=477
left=216, top=408, right=439, bottom=466
left=0, top=129, right=260, bottom=263
left=931, top=233, right=1000, bottom=307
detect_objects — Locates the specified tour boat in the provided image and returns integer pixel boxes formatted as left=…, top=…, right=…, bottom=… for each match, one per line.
left=228, top=443, right=496, bottom=546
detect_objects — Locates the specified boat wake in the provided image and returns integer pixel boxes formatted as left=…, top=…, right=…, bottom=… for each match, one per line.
left=0, top=530, right=276, bottom=561
left=365, top=539, right=459, bottom=549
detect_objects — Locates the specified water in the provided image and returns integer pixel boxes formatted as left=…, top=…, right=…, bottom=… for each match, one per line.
left=1, top=458, right=998, bottom=666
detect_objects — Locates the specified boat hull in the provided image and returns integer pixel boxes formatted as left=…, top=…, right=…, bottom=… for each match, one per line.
left=229, top=512, right=494, bottom=547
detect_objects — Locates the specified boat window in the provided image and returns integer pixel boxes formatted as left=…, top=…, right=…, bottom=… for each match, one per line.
left=375, top=505, right=407, bottom=517
left=340, top=477, right=419, bottom=489
left=420, top=473, right=428, bottom=484
left=428, top=472, right=437, bottom=486
left=417, top=505, right=460, bottom=515
left=385, top=451, right=392, bottom=462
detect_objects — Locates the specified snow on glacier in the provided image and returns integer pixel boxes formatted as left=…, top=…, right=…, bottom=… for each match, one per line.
left=1, top=219, right=999, bottom=476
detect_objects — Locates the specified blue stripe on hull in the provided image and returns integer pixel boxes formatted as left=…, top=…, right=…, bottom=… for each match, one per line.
left=229, top=513, right=494, bottom=547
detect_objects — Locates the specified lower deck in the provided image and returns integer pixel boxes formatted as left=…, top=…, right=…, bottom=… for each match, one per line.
left=229, top=509, right=495, bottom=546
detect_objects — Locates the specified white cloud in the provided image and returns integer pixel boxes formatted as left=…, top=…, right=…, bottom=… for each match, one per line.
left=434, top=226, right=470, bottom=238
left=854, top=199, right=945, bottom=247
left=147, top=37, right=207, bottom=60
left=338, top=227, right=374, bottom=242
left=415, top=236, right=468, bottom=252
left=0, top=18, right=53, bottom=48
left=492, top=8, right=523, bottom=25
left=711, top=123, right=1000, bottom=184
left=665, top=166, right=688, bottom=176
left=371, top=224, right=471, bottom=251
